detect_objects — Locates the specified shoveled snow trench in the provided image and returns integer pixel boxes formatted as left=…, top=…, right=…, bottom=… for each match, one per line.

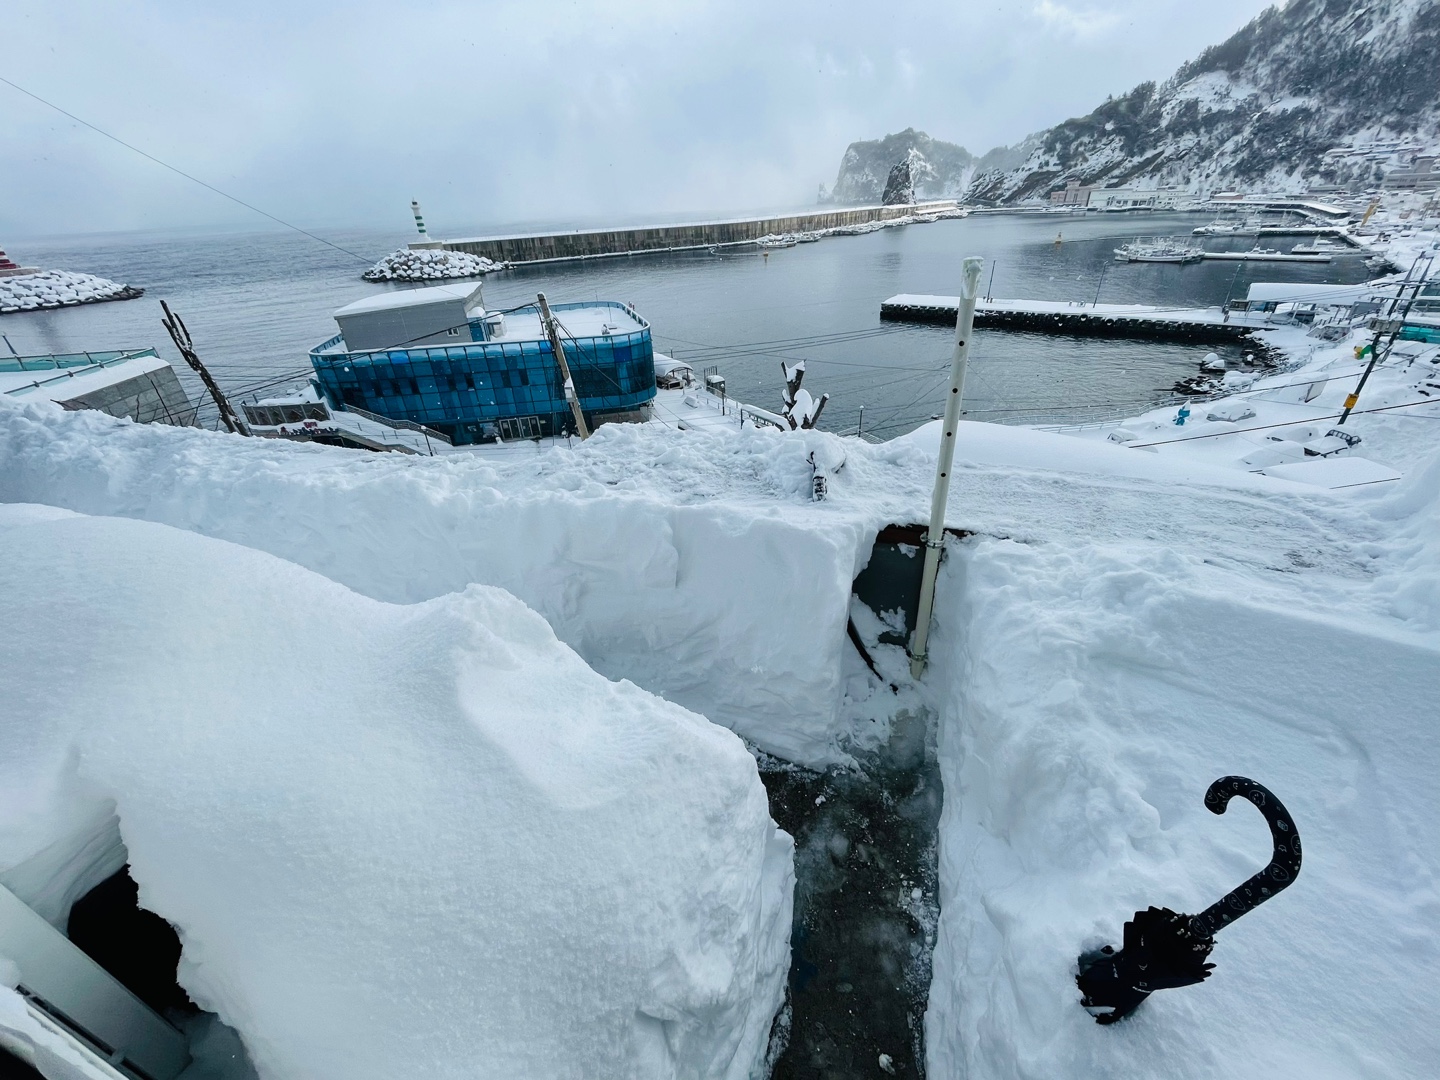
left=0, top=398, right=1437, bottom=1079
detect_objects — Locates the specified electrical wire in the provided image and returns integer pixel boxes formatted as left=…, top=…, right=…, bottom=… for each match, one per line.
left=0, top=74, right=373, bottom=265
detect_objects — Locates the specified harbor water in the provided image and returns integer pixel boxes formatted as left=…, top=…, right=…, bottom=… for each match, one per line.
left=2, top=212, right=1376, bottom=438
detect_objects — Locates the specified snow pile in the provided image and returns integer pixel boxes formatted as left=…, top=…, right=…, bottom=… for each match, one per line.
left=0, top=270, right=141, bottom=313
left=922, top=488, right=1440, bottom=1076
left=0, top=401, right=893, bottom=767
left=1364, top=452, right=1440, bottom=630
left=363, top=248, right=506, bottom=282
left=0, top=503, right=793, bottom=1080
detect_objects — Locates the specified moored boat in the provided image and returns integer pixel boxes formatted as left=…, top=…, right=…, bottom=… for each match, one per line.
left=1113, top=239, right=1205, bottom=263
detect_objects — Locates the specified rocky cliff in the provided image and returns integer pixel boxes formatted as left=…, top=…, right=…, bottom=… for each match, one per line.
left=833, top=0, right=1440, bottom=206
left=829, top=129, right=975, bottom=203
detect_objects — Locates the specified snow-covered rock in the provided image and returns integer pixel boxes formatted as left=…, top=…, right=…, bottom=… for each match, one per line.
left=0, top=502, right=793, bottom=1080
left=363, top=249, right=507, bottom=282
left=881, top=152, right=918, bottom=206
left=830, top=129, right=976, bottom=204
left=0, top=270, right=141, bottom=314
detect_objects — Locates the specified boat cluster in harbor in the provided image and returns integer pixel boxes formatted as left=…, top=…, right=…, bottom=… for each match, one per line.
left=362, top=247, right=508, bottom=282
left=0, top=269, right=143, bottom=314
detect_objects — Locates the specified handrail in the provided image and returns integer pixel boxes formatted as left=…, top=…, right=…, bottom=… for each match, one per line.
left=335, top=403, right=454, bottom=445
left=2, top=350, right=162, bottom=396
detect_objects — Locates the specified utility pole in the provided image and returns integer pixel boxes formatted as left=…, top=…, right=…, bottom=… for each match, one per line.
left=160, top=302, right=248, bottom=435
left=536, top=292, right=590, bottom=440
left=1338, top=254, right=1432, bottom=425
left=909, top=255, right=984, bottom=680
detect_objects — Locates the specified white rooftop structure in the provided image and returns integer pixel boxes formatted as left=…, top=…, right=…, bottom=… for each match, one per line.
left=332, top=283, right=486, bottom=351
left=331, top=282, right=483, bottom=318
left=1243, top=282, right=1390, bottom=307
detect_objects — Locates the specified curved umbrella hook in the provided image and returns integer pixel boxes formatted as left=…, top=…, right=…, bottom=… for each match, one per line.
left=1077, top=775, right=1302, bottom=1024
left=1189, top=775, right=1302, bottom=939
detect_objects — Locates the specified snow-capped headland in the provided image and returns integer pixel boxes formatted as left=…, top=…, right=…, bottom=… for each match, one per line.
left=834, top=0, right=1440, bottom=205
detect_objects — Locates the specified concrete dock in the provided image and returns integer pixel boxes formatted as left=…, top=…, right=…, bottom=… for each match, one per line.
left=880, top=295, right=1276, bottom=343
left=1200, top=251, right=1333, bottom=263
left=436, top=202, right=960, bottom=265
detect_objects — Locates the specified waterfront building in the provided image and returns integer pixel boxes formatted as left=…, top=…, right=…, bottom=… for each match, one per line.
left=1089, top=187, right=1192, bottom=211
left=1, top=349, right=194, bottom=425
left=1383, top=156, right=1439, bottom=191
left=307, top=283, right=657, bottom=444
left=1049, top=179, right=1097, bottom=206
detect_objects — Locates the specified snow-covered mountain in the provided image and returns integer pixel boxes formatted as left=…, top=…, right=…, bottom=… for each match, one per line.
left=837, top=0, right=1440, bottom=206
left=970, top=0, right=1440, bottom=202
left=828, top=129, right=976, bottom=203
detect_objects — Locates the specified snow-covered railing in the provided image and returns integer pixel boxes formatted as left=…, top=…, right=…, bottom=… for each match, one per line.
left=1, top=350, right=162, bottom=396
left=335, top=404, right=454, bottom=446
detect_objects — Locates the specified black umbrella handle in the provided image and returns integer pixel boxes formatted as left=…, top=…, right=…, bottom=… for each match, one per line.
left=1189, top=776, right=1301, bottom=939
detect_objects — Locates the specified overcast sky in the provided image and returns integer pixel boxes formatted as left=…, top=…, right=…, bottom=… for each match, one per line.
left=1, top=0, right=1278, bottom=238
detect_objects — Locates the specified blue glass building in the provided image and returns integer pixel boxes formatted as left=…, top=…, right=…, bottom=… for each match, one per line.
left=309, top=285, right=656, bottom=444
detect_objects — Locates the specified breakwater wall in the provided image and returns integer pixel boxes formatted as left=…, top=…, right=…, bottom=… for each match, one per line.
left=439, top=202, right=959, bottom=265
left=881, top=295, right=1270, bottom=344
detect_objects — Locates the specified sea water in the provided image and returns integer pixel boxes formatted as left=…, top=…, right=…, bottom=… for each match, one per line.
left=2, top=212, right=1375, bottom=438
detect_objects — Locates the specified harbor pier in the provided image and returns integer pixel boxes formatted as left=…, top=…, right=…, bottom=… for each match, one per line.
left=437, top=202, right=960, bottom=265
left=881, top=295, right=1274, bottom=343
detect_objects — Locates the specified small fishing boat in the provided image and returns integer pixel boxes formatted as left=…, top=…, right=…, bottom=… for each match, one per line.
left=1113, top=239, right=1205, bottom=263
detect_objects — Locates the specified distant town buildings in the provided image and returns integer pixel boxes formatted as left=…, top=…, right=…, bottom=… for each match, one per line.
left=1049, top=179, right=1096, bottom=206
left=1048, top=182, right=1191, bottom=210
left=1383, top=156, right=1438, bottom=190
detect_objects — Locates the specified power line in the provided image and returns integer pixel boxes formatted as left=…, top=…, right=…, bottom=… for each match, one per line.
left=0, top=75, right=373, bottom=265
left=1128, top=396, right=1440, bottom=447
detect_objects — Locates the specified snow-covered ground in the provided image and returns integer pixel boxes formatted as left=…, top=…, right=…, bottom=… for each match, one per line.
left=0, top=270, right=141, bottom=313
left=0, top=502, right=791, bottom=1080
left=1, top=246, right=1438, bottom=1077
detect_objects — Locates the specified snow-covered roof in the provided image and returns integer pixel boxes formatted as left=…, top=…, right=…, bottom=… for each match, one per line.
left=1243, top=282, right=1388, bottom=305
left=491, top=304, right=644, bottom=343
left=0, top=350, right=171, bottom=401
left=332, top=282, right=482, bottom=317
left=654, top=353, right=692, bottom=374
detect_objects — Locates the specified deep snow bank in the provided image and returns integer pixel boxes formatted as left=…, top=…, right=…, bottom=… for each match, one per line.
left=0, top=403, right=1333, bottom=767
left=924, top=528, right=1440, bottom=1078
left=0, top=503, right=792, bottom=1080
left=0, top=402, right=888, bottom=766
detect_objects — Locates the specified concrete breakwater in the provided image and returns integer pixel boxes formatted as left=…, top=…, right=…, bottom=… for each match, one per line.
left=438, top=202, right=960, bottom=265
left=881, top=294, right=1271, bottom=344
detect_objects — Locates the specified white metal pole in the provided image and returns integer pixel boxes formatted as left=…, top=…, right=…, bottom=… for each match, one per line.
left=909, top=256, right=984, bottom=679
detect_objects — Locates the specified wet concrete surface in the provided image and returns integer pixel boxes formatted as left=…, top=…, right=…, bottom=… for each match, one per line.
left=758, top=717, right=942, bottom=1080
